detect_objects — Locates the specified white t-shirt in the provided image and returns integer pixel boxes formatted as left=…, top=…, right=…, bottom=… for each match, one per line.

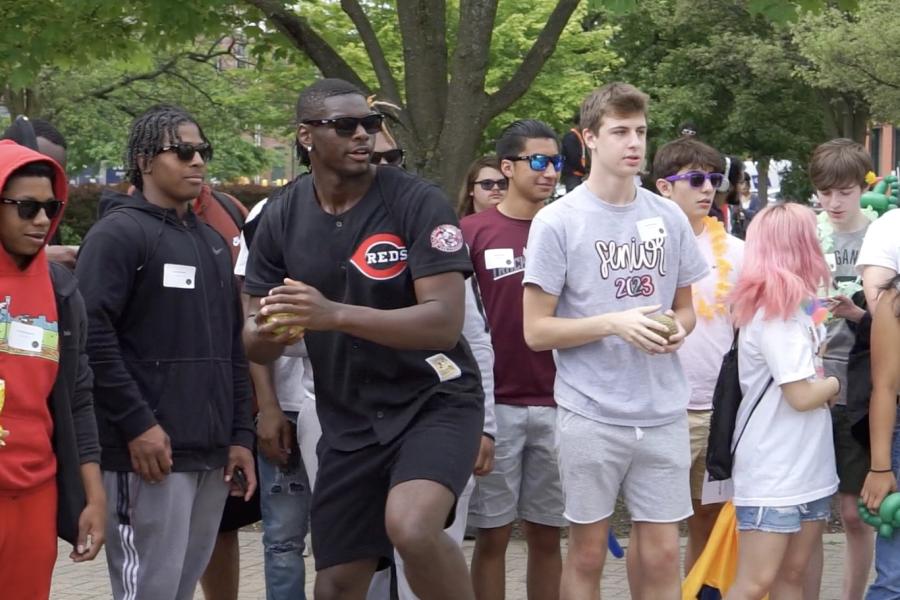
left=233, top=199, right=267, bottom=277
left=235, top=198, right=315, bottom=413
left=732, top=308, right=838, bottom=507
left=679, top=227, right=744, bottom=411
left=856, top=208, right=900, bottom=276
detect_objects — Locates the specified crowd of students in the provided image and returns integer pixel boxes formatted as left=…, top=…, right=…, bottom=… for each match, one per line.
left=0, top=78, right=898, bottom=600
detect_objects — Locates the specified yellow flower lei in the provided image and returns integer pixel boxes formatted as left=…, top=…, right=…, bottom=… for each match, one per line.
left=695, top=216, right=733, bottom=320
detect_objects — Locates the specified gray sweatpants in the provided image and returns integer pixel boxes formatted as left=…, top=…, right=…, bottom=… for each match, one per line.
left=103, top=469, right=229, bottom=600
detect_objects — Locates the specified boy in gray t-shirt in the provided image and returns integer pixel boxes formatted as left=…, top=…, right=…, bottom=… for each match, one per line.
left=809, top=139, right=875, bottom=599
left=522, top=83, right=707, bottom=599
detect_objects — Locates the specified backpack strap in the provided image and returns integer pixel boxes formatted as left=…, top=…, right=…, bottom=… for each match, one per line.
left=732, top=376, right=774, bottom=454
left=211, top=190, right=246, bottom=229
left=727, top=328, right=771, bottom=455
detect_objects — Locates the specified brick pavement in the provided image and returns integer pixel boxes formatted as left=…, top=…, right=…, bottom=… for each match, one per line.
left=49, top=532, right=864, bottom=599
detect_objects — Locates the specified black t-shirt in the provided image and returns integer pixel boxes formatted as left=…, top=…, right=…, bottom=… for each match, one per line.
left=244, top=167, right=484, bottom=451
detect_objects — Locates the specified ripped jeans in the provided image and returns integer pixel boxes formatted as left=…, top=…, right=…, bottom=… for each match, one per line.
left=259, top=411, right=311, bottom=600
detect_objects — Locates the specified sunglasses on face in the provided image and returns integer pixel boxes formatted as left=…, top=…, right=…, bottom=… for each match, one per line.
left=0, top=197, right=65, bottom=220
left=158, top=142, right=213, bottom=162
left=371, top=148, right=405, bottom=166
left=664, top=171, right=725, bottom=189
left=473, top=178, right=508, bottom=191
left=302, top=113, right=385, bottom=137
left=507, top=154, right=564, bottom=172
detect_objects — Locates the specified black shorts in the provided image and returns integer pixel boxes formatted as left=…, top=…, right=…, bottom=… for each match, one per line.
left=832, top=405, right=870, bottom=495
left=218, top=451, right=262, bottom=532
left=310, top=392, right=483, bottom=571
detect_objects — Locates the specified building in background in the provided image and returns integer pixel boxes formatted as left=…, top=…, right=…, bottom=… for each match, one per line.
left=866, top=124, right=899, bottom=177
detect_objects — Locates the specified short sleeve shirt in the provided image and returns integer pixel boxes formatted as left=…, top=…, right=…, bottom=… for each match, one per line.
left=856, top=209, right=900, bottom=275
left=822, top=224, right=868, bottom=405
left=461, top=207, right=555, bottom=407
left=679, top=228, right=744, bottom=411
left=243, top=167, right=483, bottom=451
left=734, top=309, right=838, bottom=506
left=235, top=197, right=314, bottom=414
left=523, top=185, right=709, bottom=426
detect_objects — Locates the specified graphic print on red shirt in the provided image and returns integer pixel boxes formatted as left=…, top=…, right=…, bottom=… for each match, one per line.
left=461, top=207, right=555, bottom=407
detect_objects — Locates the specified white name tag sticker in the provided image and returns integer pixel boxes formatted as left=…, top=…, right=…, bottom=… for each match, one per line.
left=825, top=252, right=837, bottom=272
left=425, top=353, right=462, bottom=382
left=9, top=321, right=44, bottom=353
left=701, top=471, right=734, bottom=505
left=636, top=217, right=667, bottom=243
left=484, top=248, right=515, bottom=270
left=163, top=264, right=197, bottom=289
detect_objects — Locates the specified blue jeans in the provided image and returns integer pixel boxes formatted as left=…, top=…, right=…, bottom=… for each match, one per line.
left=259, top=411, right=311, bottom=600
left=735, top=496, right=831, bottom=533
left=867, top=417, right=900, bottom=600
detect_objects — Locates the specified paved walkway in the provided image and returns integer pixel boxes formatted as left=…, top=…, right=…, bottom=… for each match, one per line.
left=50, top=532, right=863, bottom=599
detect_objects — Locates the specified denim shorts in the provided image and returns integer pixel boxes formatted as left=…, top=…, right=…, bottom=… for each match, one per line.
left=735, top=496, right=832, bottom=533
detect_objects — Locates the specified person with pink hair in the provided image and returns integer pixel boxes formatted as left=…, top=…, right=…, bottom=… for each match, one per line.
left=725, top=203, right=841, bottom=600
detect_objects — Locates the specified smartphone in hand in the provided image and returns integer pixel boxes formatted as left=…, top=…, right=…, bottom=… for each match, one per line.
left=232, top=467, right=249, bottom=494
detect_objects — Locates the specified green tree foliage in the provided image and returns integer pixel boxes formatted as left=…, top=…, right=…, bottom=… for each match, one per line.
left=793, top=0, right=900, bottom=124
left=588, top=0, right=858, bottom=21
left=481, top=3, right=620, bottom=152
left=596, top=0, right=833, bottom=204
left=0, top=0, right=861, bottom=194
left=600, top=0, right=825, bottom=162
left=9, top=41, right=303, bottom=181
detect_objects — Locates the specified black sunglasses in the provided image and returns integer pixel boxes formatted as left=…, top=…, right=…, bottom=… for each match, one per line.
left=664, top=171, right=725, bottom=189
left=0, top=197, right=65, bottom=220
left=302, top=113, right=384, bottom=137
left=474, top=178, right=508, bottom=191
left=507, top=154, right=564, bottom=172
left=371, top=148, right=405, bottom=166
left=158, top=142, right=213, bottom=162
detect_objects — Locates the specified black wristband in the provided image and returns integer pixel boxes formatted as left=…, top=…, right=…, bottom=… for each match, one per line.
left=870, top=468, right=894, bottom=474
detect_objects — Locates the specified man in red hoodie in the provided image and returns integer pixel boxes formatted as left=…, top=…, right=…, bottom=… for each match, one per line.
left=0, top=140, right=105, bottom=600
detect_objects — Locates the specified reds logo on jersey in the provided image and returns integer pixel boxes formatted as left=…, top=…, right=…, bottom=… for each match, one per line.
left=350, top=233, right=409, bottom=280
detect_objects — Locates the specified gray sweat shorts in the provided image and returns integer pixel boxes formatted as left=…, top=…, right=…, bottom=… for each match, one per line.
left=556, top=407, right=693, bottom=524
left=468, top=404, right=566, bottom=528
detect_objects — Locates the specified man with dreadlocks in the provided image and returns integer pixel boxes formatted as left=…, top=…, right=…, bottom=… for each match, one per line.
left=74, top=104, right=256, bottom=600
left=243, top=78, right=484, bottom=600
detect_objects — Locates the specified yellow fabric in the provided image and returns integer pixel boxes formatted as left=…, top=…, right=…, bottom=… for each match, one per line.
left=681, top=502, right=768, bottom=600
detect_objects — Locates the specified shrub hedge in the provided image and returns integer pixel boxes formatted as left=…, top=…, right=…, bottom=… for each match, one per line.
left=60, top=184, right=273, bottom=244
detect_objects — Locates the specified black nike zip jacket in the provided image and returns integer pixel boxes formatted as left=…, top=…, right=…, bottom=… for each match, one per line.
left=75, top=189, right=254, bottom=472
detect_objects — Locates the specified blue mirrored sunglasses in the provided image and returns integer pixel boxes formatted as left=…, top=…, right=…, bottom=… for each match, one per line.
left=506, top=154, right=564, bottom=172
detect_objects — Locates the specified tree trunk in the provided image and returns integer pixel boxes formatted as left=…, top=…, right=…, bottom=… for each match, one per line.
left=757, top=156, right=770, bottom=208
left=820, top=91, right=869, bottom=143
left=243, top=0, right=578, bottom=199
left=426, top=0, right=499, bottom=192
left=396, top=0, right=448, bottom=169
left=5, top=87, right=41, bottom=118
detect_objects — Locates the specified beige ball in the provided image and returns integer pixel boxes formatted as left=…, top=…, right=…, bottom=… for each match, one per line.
left=648, top=314, right=678, bottom=342
left=266, top=313, right=305, bottom=339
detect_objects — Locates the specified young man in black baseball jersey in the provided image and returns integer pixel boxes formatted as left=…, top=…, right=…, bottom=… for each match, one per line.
left=242, top=79, right=484, bottom=600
